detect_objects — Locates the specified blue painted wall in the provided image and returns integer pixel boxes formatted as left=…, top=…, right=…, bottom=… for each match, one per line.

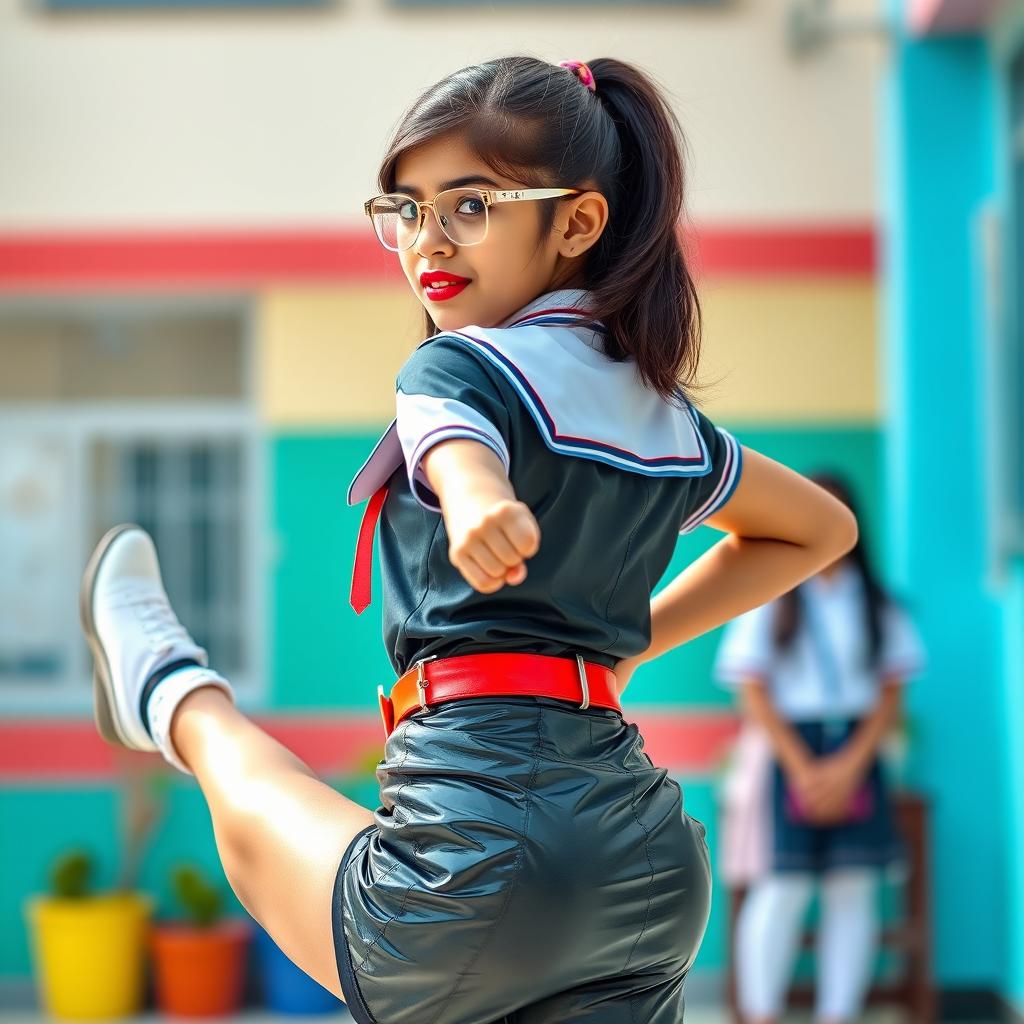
left=882, top=21, right=1009, bottom=988
left=2, top=424, right=882, bottom=985
left=271, top=426, right=883, bottom=711
left=990, top=8, right=1024, bottom=1013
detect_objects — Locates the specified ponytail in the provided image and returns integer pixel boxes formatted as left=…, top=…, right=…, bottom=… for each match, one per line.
left=583, top=58, right=702, bottom=403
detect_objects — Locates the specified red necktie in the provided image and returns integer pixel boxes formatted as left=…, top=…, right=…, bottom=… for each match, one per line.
left=350, top=483, right=389, bottom=615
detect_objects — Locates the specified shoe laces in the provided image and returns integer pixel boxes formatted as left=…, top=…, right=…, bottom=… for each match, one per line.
left=110, top=582, right=195, bottom=658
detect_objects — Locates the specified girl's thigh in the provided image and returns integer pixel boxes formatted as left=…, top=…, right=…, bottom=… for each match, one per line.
left=175, top=690, right=377, bottom=1002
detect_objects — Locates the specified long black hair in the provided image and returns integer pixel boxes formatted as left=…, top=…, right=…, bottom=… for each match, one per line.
left=374, top=55, right=704, bottom=405
left=773, top=471, right=891, bottom=670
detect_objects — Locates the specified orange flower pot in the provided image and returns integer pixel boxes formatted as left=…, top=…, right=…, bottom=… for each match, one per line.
left=149, top=917, right=251, bottom=1017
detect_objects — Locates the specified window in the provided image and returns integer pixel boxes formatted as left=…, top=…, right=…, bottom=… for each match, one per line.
left=0, top=298, right=263, bottom=712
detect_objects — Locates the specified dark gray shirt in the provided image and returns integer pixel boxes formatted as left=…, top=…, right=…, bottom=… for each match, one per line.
left=377, top=334, right=742, bottom=677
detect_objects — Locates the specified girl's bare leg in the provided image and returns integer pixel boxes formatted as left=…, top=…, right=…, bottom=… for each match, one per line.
left=169, top=685, right=376, bottom=998
left=80, top=525, right=374, bottom=998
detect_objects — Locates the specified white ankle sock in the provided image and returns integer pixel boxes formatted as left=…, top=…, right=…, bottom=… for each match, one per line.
left=146, top=665, right=234, bottom=775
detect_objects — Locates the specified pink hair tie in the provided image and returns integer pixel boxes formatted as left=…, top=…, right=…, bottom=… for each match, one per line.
left=558, top=60, right=597, bottom=94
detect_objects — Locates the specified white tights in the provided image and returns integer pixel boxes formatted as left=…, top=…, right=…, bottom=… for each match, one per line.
left=735, top=868, right=880, bottom=1023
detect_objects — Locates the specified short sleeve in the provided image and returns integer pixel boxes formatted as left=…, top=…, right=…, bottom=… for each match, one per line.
left=712, top=602, right=775, bottom=690
left=679, top=406, right=743, bottom=534
left=395, top=336, right=513, bottom=513
left=878, top=600, right=927, bottom=683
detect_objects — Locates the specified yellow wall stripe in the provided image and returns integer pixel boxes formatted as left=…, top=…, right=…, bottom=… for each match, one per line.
left=258, top=281, right=878, bottom=427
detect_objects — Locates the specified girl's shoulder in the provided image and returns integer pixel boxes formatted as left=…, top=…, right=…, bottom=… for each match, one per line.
left=408, top=321, right=722, bottom=483
left=397, top=330, right=511, bottom=395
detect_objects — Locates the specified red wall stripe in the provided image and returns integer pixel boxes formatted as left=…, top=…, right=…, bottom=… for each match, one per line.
left=0, top=225, right=875, bottom=291
left=0, top=230, right=402, bottom=291
left=688, top=225, right=876, bottom=277
left=0, top=713, right=739, bottom=783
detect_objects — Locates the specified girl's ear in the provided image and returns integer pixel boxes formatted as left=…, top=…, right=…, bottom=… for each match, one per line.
left=556, top=191, right=608, bottom=258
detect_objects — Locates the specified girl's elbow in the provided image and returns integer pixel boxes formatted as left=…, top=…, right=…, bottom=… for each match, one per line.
left=827, top=502, right=859, bottom=557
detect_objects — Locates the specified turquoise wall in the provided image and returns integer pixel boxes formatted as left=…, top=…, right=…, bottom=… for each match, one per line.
left=0, top=777, right=719, bottom=978
left=991, top=8, right=1024, bottom=1013
left=1002, top=562, right=1024, bottom=1014
left=271, top=425, right=883, bottom=711
left=882, top=22, right=1008, bottom=987
left=1, top=424, right=882, bottom=984
left=1, top=773, right=376, bottom=981
left=1, top=775, right=907, bottom=984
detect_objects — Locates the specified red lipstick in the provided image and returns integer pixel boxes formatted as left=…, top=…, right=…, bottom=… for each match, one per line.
left=420, top=270, right=471, bottom=302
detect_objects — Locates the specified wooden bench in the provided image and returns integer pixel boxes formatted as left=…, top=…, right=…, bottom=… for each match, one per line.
left=723, top=791, right=936, bottom=1023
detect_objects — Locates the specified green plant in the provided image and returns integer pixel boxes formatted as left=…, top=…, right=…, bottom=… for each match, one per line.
left=170, top=865, right=223, bottom=928
left=49, top=849, right=94, bottom=899
left=115, top=750, right=172, bottom=891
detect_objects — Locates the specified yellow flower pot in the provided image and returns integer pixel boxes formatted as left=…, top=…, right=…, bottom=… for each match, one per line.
left=25, top=891, right=153, bottom=1020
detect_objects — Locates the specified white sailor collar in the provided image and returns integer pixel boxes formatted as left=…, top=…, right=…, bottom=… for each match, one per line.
left=497, top=286, right=598, bottom=325
left=347, top=288, right=711, bottom=505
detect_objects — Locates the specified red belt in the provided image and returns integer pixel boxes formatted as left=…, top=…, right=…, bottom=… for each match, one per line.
left=377, top=651, right=622, bottom=738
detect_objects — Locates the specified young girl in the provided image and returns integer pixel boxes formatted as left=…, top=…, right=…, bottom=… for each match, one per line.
left=79, top=56, right=857, bottom=1024
left=713, top=472, right=926, bottom=1024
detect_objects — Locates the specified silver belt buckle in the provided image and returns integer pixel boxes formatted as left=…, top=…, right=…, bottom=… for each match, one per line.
left=575, top=653, right=590, bottom=710
left=415, top=655, right=438, bottom=712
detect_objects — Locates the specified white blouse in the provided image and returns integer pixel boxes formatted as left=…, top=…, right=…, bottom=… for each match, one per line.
left=712, top=563, right=926, bottom=721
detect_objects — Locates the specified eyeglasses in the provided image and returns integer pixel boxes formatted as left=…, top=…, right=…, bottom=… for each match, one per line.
left=363, top=187, right=581, bottom=252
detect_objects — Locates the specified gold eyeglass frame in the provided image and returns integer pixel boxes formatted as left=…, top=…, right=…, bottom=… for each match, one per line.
left=363, top=187, right=582, bottom=252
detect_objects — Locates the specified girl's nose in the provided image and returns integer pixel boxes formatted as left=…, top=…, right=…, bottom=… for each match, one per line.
left=415, top=206, right=456, bottom=257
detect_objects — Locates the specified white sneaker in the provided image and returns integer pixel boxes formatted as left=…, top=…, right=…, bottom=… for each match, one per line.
left=79, top=524, right=234, bottom=775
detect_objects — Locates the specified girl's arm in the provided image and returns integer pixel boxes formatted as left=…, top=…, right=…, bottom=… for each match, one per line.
left=797, top=682, right=903, bottom=821
left=739, top=677, right=815, bottom=779
left=421, top=439, right=540, bottom=593
left=738, top=677, right=849, bottom=823
left=639, top=446, right=858, bottom=665
left=831, top=679, right=903, bottom=777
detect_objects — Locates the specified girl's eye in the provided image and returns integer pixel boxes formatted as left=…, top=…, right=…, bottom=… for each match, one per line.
left=455, top=196, right=485, bottom=216
left=397, top=201, right=419, bottom=221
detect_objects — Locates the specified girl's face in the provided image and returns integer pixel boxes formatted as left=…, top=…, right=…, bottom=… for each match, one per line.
left=391, top=132, right=607, bottom=331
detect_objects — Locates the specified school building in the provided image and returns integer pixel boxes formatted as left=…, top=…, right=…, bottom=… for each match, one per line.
left=0, top=0, right=1020, bottom=1013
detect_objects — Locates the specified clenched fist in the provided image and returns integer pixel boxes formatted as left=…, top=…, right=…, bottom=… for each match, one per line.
left=446, top=496, right=541, bottom=594
left=419, top=437, right=542, bottom=594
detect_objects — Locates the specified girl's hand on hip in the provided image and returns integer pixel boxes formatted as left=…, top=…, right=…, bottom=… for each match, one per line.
left=446, top=496, right=541, bottom=594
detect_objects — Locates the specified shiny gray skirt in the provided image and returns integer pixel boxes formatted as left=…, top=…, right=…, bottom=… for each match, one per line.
left=332, top=695, right=712, bottom=1024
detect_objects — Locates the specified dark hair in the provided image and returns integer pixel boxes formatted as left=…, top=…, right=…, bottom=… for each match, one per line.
left=773, top=471, right=891, bottom=671
left=374, top=55, right=703, bottom=404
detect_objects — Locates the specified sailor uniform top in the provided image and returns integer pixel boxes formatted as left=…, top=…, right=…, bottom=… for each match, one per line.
left=712, top=562, right=926, bottom=721
left=348, top=288, right=743, bottom=677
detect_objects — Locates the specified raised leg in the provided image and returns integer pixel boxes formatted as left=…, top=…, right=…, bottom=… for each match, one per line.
left=168, top=685, right=376, bottom=999
left=80, top=524, right=380, bottom=999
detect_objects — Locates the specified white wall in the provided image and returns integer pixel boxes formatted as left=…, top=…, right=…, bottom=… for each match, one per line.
left=0, top=0, right=887, bottom=229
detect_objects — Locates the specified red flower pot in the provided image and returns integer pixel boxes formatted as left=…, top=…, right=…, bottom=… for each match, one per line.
left=149, top=917, right=251, bottom=1017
